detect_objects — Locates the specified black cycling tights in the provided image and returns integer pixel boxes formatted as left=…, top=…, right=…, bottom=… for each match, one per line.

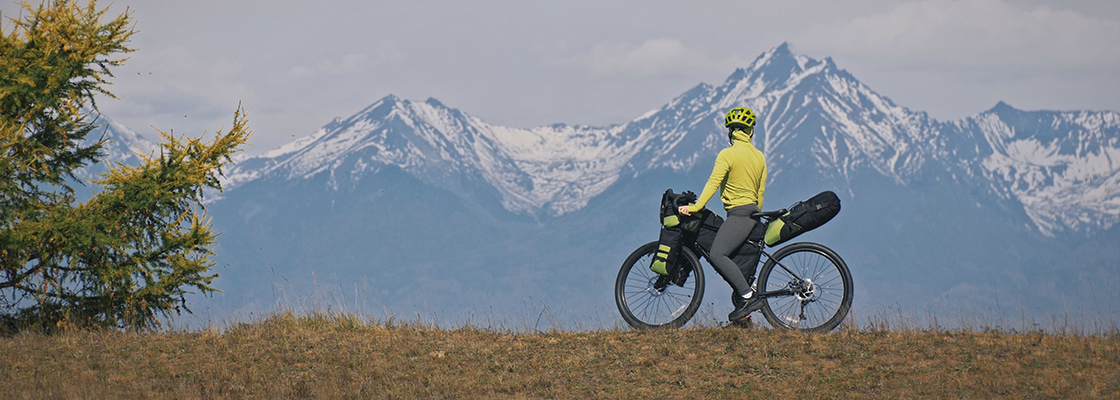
left=709, top=204, right=759, bottom=296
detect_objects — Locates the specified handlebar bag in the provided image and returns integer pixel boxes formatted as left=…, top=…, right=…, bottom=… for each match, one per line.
left=764, top=190, right=841, bottom=246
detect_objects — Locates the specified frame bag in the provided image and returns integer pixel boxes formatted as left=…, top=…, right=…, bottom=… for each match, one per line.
left=696, top=210, right=766, bottom=280
left=695, top=210, right=723, bottom=253
left=764, top=191, right=841, bottom=246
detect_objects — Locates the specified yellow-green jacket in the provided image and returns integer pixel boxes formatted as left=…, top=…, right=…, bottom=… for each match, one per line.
left=687, top=129, right=767, bottom=213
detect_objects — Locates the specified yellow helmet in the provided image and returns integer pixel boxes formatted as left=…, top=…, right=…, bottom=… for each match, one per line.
left=724, top=107, right=756, bottom=129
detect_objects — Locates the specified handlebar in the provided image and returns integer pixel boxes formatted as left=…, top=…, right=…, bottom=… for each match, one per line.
left=673, top=191, right=698, bottom=208
left=667, top=189, right=784, bottom=220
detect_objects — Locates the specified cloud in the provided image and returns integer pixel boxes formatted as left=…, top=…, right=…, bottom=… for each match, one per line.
left=317, top=53, right=368, bottom=75
left=576, top=38, right=747, bottom=78
left=94, top=45, right=256, bottom=137
left=800, top=0, right=1120, bottom=69
left=287, top=40, right=404, bottom=78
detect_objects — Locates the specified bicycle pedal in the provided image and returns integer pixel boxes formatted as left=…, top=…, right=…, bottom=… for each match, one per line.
left=729, top=315, right=752, bottom=328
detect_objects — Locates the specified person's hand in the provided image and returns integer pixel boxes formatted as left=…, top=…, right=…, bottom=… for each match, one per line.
left=678, top=205, right=691, bottom=216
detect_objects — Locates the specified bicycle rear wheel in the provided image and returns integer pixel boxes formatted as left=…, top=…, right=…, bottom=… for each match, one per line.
left=614, top=241, right=705, bottom=329
left=756, top=242, right=852, bottom=333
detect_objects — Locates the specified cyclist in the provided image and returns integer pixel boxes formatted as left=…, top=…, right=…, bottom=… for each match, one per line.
left=678, top=106, right=767, bottom=322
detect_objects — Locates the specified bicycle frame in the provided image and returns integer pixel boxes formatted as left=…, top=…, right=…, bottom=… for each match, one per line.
left=688, top=241, right=801, bottom=299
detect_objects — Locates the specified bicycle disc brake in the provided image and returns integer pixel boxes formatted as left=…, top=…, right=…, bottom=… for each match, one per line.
left=793, top=278, right=818, bottom=302
left=791, top=278, right=819, bottom=321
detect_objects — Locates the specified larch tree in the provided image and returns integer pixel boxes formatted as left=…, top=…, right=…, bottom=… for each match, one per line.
left=0, top=0, right=251, bottom=331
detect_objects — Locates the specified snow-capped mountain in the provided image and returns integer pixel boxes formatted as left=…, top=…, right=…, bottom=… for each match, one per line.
left=220, top=43, right=1120, bottom=237
left=222, top=97, right=633, bottom=217
left=963, top=103, right=1120, bottom=236
left=626, top=43, right=942, bottom=187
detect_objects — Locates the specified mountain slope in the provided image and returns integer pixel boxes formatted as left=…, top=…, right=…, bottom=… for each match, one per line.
left=222, top=96, right=634, bottom=218
left=964, top=102, right=1120, bottom=235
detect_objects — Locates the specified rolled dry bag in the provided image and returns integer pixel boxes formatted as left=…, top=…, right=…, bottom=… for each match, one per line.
left=764, top=191, right=841, bottom=246
left=651, top=189, right=696, bottom=277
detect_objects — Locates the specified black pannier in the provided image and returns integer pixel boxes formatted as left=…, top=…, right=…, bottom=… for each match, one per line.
left=650, top=227, right=683, bottom=276
left=764, top=190, right=841, bottom=246
left=650, top=189, right=699, bottom=285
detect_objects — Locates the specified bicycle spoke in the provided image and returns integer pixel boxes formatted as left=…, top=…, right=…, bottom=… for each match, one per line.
left=631, top=291, right=657, bottom=311
left=616, top=242, right=707, bottom=329
left=815, top=297, right=840, bottom=309
left=757, top=244, right=852, bottom=332
left=810, top=302, right=828, bottom=325
left=667, top=293, right=691, bottom=316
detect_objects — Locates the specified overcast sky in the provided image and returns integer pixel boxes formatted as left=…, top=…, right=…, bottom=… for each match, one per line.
left=4, top=0, right=1119, bottom=154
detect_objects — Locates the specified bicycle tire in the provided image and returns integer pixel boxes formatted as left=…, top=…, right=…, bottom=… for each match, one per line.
left=756, top=242, right=852, bottom=333
left=614, top=241, right=705, bottom=329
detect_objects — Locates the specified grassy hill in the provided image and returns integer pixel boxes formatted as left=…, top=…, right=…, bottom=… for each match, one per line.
left=2, top=312, right=1117, bottom=398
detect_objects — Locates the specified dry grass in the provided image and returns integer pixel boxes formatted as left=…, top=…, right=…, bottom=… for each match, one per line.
left=2, top=312, right=1118, bottom=399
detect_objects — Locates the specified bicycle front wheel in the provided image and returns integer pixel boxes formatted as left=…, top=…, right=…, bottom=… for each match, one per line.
left=757, top=242, right=852, bottom=333
left=614, top=241, right=705, bottom=329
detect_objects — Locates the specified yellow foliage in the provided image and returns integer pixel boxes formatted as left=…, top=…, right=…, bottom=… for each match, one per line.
left=0, top=1, right=250, bottom=332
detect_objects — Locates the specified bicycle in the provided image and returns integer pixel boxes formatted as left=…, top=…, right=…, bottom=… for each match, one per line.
left=614, top=193, right=853, bottom=333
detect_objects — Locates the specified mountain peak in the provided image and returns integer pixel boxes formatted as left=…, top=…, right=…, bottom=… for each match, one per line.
left=732, top=43, right=835, bottom=91
left=718, top=43, right=832, bottom=102
left=354, top=94, right=404, bottom=116
left=823, top=56, right=838, bottom=69
left=991, top=101, right=1015, bottom=111
left=378, top=93, right=402, bottom=104
left=748, top=42, right=800, bottom=74
left=774, top=41, right=792, bottom=54
left=983, top=101, right=1021, bottom=120
left=425, top=97, right=447, bottom=108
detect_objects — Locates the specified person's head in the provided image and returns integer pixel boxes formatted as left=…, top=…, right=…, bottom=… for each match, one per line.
left=724, top=107, right=756, bottom=144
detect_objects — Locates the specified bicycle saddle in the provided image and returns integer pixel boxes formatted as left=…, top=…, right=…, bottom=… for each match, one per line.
left=751, top=209, right=787, bottom=220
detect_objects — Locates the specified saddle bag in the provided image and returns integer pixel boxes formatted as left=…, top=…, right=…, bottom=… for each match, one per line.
left=764, top=190, right=841, bottom=246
